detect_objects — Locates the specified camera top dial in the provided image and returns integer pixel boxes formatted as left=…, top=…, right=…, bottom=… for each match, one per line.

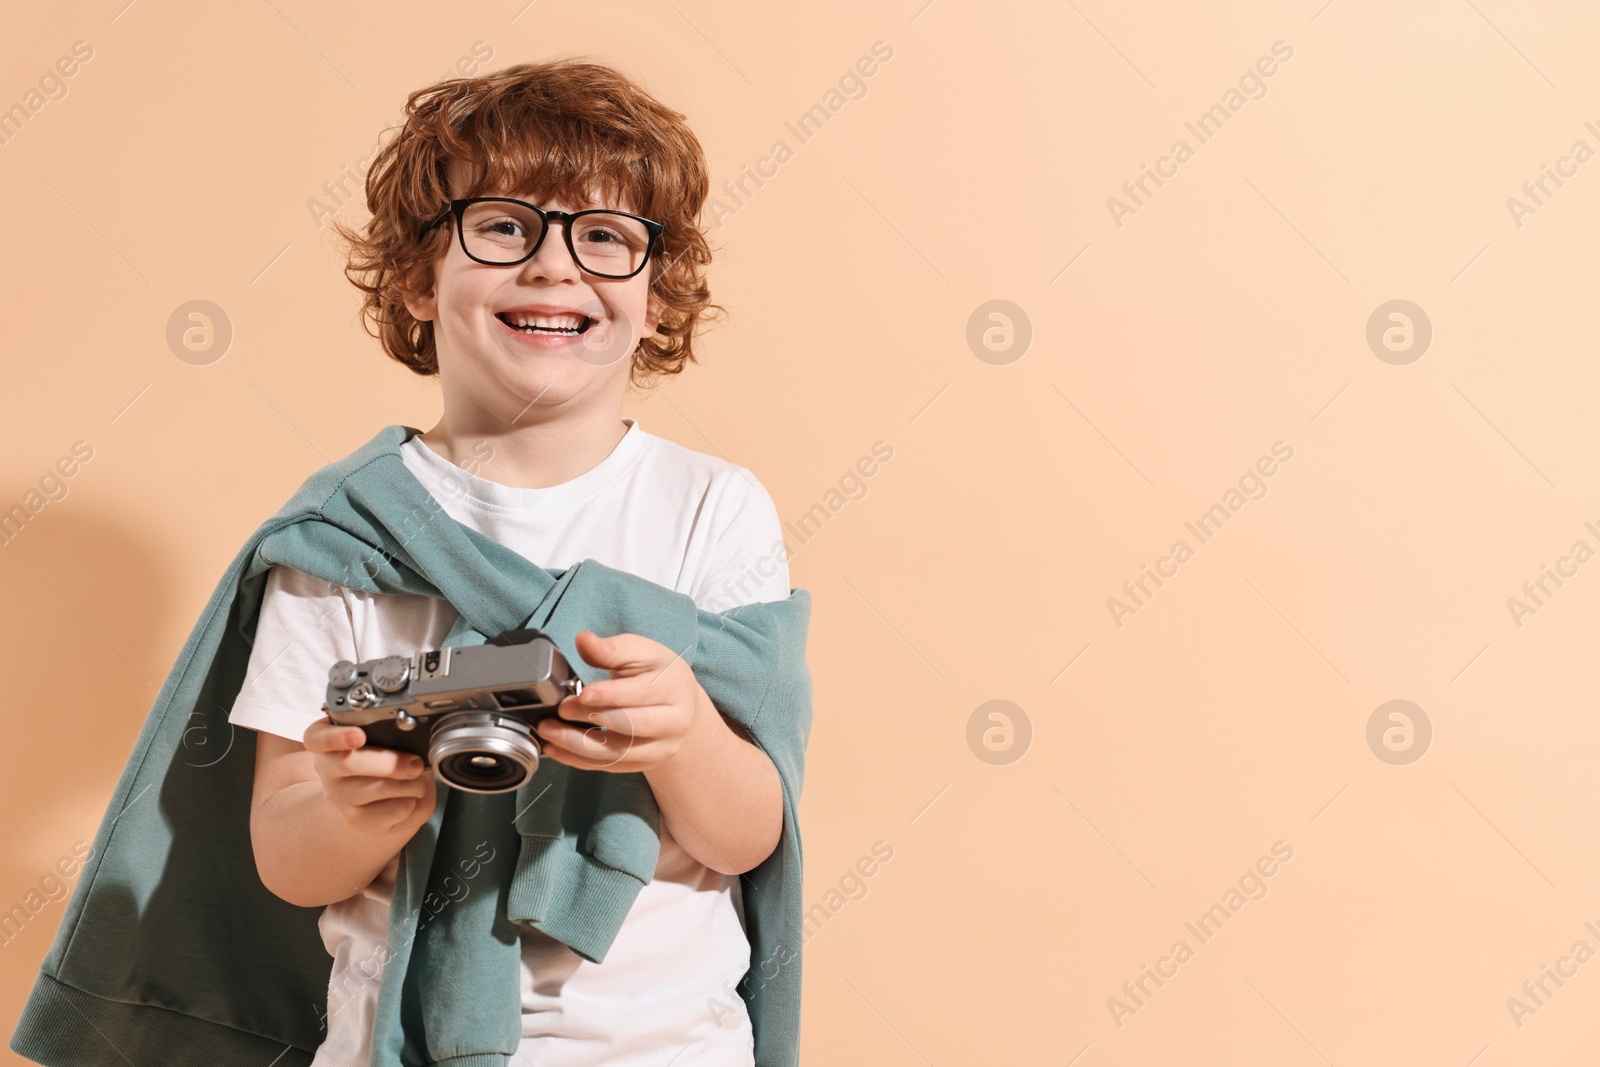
left=370, top=655, right=411, bottom=693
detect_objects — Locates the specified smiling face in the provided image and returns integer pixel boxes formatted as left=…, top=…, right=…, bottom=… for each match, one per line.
left=403, top=163, right=665, bottom=427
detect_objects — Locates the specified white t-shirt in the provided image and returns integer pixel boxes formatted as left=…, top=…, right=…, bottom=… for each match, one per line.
left=228, top=417, right=790, bottom=1067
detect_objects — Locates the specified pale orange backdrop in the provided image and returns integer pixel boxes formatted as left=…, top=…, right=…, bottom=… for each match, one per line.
left=3, top=1, right=1599, bottom=1063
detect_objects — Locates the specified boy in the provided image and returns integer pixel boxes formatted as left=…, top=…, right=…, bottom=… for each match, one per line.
left=233, top=59, right=792, bottom=1066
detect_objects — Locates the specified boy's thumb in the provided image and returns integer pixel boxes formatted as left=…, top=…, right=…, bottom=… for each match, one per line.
left=573, top=629, right=616, bottom=665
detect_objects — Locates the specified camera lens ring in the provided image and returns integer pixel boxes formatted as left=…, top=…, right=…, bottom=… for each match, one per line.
left=428, top=713, right=539, bottom=794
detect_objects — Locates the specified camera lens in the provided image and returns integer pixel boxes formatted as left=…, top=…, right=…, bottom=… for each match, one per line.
left=428, top=712, right=539, bottom=794
left=437, top=750, right=526, bottom=792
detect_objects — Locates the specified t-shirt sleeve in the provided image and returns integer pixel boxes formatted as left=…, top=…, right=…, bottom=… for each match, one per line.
left=227, top=563, right=359, bottom=744
left=691, top=468, right=792, bottom=612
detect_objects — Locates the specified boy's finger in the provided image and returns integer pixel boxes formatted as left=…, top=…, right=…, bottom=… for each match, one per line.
left=553, top=700, right=648, bottom=734
left=539, top=714, right=645, bottom=753
left=573, top=630, right=671, bottom=672
left=303, top=721, right=366, bottom=752
left=539, top=728, right=644, bottom=771
left=335, top=748, right=426, bottom=778
left=592, top=708, right=647, bottom=738
left=338, top=774, right=429, bottom=805
left=568, top=674, right=680, bottom=711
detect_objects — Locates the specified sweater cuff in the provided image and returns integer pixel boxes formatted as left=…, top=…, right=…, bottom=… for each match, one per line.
left=504, top=834, right=648, bottom=964
left=10, top=971, right=316, bottom=1067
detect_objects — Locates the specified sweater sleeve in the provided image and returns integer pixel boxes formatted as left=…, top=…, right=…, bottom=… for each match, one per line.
left=227, top=562, right=359, bottom=744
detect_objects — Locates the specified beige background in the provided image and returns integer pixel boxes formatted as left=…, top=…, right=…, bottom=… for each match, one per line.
left=3, top=0, right=1599, bottom=1063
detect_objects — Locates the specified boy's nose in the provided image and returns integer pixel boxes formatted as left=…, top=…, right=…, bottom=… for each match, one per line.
left=520, top=220, right=584, bottom=282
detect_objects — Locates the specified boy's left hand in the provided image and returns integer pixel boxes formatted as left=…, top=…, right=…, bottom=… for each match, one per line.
left=534, top=630, right=710, bottom=774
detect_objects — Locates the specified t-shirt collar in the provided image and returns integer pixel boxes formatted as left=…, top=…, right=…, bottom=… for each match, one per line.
left=398, top=417, right=646, bottom=513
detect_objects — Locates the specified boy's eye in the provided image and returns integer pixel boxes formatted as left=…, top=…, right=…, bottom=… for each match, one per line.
left=477, top=217, right=529, bottom=240
left=573, top=220, right=650, bottom=254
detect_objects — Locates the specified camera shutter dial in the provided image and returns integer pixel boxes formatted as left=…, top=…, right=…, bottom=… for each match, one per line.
left=328, top=660, right=359, bottom=688
left=370, top=655, right=411, bottom=693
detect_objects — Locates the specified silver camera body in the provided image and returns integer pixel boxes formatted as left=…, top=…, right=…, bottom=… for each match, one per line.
left=322, top=627, right=584, bottom=794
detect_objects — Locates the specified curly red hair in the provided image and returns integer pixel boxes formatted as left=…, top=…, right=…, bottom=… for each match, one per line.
left=332, top=58, right=721, bottom=388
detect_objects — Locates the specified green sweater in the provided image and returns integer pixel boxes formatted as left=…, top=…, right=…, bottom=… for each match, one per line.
left=8, top=424, right=814, bottom=1067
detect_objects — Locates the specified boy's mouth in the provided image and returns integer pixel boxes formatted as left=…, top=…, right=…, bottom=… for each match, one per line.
left=495, top=310, right=595, bottom=335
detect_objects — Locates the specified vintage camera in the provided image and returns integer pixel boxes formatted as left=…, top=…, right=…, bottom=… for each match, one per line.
left=322, top=628, right=584, bottom=794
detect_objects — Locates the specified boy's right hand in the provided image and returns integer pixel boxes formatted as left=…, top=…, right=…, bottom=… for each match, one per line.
left=302, top=719, right=438, bottom=836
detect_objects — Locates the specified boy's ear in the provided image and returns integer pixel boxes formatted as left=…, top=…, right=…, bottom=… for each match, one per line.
left=401, top=263, right=439, bottom=322
left=641, top=292, right=665, bottom=339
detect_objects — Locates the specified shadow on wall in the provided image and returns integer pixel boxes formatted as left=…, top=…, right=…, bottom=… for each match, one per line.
left=0, top=504, right=185, bottom=1049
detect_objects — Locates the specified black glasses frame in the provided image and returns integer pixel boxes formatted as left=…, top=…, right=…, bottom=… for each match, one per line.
left=420, top=197, right=664, bottom=280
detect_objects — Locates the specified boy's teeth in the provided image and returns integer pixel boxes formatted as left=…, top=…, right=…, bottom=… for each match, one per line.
left=501, top=311, right=588, bottom=333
